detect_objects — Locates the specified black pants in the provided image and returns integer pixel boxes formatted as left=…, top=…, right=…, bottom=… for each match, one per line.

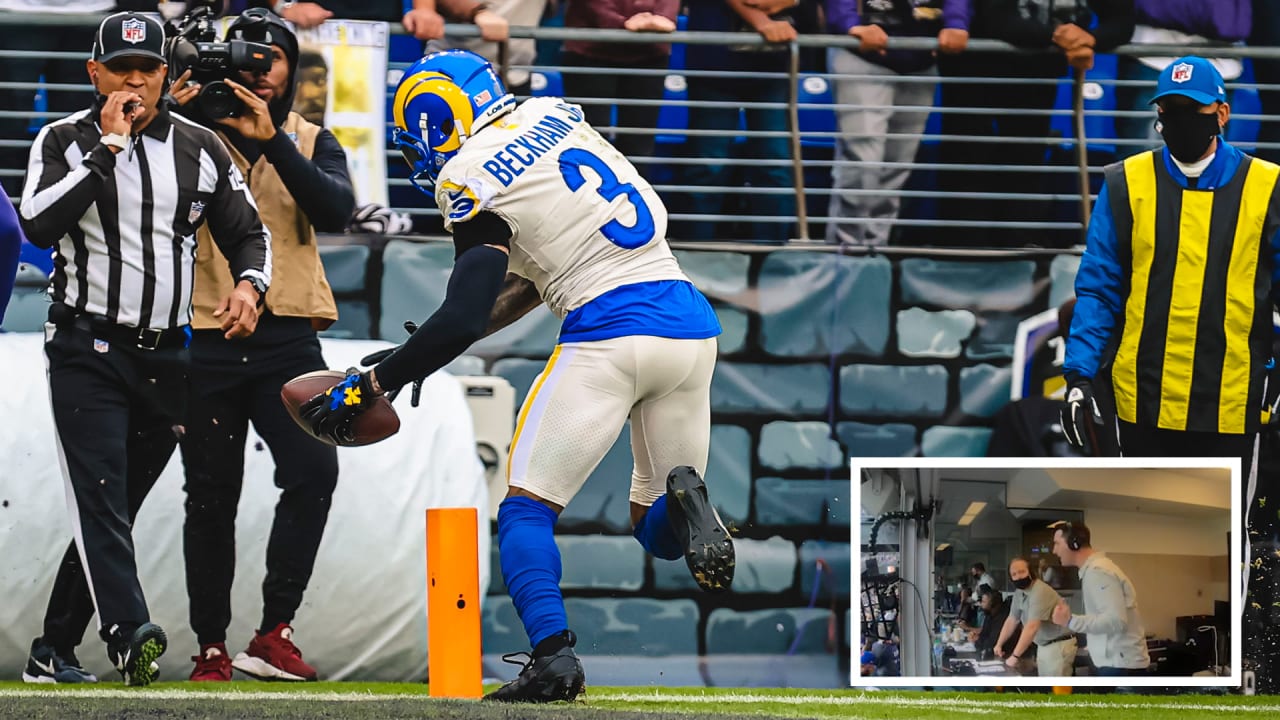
left=559, top=50, right=667, bottom=175
left=179, top=325, right=337, bottom=645
left=935, top=52, right=1066, bottom=248
left=41, top=322, right=188, bottom=645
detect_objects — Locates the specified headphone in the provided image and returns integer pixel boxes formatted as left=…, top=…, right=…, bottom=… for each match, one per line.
left=1053, top=521, right=1084, bottom=551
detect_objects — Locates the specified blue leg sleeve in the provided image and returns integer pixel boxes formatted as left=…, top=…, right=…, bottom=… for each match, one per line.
left=497, top=496, right=567, bottom=648
left=632, top=494, right=683, bottom=561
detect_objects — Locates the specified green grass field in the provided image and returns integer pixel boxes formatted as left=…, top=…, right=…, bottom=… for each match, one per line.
left=2, top=683, right=1279, bottom=720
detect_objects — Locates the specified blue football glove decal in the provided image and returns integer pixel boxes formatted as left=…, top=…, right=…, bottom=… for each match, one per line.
left=299, top=367, right=376, bottom=445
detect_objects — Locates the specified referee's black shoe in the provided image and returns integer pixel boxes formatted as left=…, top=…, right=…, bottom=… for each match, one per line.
left=106, top=623, right=167, bottom=686
left=22, top=638, right=97, bottom=683
left=484, top=631, right=585, bottom=703
left=666, top=466, right=735, bottom=593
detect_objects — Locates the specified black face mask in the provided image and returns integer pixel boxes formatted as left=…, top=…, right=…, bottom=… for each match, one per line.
left=1158, top=110, right=1222, bottom=164
left=1012, top=576, right=1033, bottom=590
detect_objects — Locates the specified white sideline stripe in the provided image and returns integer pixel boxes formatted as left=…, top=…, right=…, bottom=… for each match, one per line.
left=0, top=687, right=1277, bottom=713
left=593, top=691, right=1280, bottom=712
left=0, top=689, right=418, bottom=702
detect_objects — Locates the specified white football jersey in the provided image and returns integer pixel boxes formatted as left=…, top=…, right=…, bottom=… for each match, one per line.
left=434, top=97, right=688, bottom=318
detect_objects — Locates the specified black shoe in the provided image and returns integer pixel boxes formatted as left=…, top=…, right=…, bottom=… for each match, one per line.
left=666, top=466, right=735, bottom=593
left=22, top=638, right=97, bottom=684
left=106, top=623, right=166, bottom=686
left=484, top=632, right=585, bottom=703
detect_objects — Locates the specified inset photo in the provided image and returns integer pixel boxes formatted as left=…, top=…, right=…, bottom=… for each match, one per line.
left=854, top=458, right=1239, bottom=688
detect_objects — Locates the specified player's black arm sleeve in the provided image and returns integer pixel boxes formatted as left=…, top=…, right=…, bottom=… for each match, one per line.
left=261, top=128, right=355, bottom=233
left=372, top=216, right=512, bottom=391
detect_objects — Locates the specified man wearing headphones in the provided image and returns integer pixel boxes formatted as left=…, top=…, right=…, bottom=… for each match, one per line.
left=1050, top=522, right=1151, bottom=676
left=995, top=557, right=1076, bottom=676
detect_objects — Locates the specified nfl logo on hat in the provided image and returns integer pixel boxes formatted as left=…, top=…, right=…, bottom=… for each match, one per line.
left=1171, top=62, right=1193, bottom=83
left=121, top=17, right=146, bottom=44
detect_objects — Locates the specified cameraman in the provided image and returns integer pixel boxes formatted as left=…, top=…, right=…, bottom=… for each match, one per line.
left=173, top=8, right=355, bottom=682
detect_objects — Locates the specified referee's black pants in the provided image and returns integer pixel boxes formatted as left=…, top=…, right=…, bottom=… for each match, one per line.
left=40, top=322, right=188, bottom=646
left=179, top=323, right=338, bottom=646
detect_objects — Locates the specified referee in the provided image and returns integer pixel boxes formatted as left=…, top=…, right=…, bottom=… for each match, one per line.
left=1061, top=55, right=1280, bottom=691
left=18, top=12, right=270, bottom=686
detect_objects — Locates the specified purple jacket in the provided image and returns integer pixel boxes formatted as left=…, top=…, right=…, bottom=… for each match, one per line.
left=827, top=0, right=972, bottom=35
left=1135, top=0, right=1251, bottom=42
left=827, top=0, right=971, bottom=73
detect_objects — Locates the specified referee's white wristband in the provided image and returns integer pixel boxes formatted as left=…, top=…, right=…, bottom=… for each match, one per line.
left=101, top=133, right=129, bottom=152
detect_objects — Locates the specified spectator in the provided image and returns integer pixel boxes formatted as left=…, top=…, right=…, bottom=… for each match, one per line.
left=935, top=0, right=1134, bottom=247
left=19, top=12, right=269, bottom=685
left=824, top=0, right=971, bottom=246
left=238, top=1, right=453, bottom=41
left=428, top=0, right=539, bottom=94
left=174, top=8, right=355, bottom=683
left=675, top=0, right=817, bottom=242
left=560, top=0, right=679, bottom=172
left=1251, top=0, right=1280, bottom=165
left=1115, top=0, right=1250, bottom=145
left=0, top=1, right=112, bottom=198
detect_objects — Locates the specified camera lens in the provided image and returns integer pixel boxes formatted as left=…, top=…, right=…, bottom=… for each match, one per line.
left=198, top=81, right=240, bottom=119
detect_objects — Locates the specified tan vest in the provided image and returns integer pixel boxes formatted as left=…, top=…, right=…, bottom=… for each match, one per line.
left=192, top=112, right=338, bottom=331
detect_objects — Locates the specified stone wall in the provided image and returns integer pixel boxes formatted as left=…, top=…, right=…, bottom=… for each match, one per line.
left=309, top=237, right=1084, bottom=658
left=1, top=236, right=1084, bottom=658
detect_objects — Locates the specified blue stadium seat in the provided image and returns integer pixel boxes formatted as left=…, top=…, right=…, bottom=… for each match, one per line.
left=530, top=69, right=564, bottom=98
left=656, top=77, right=688, bottom=147
left=1048, top=53, right=1119, bottom=154
left=1227, top=59, right=1261, bottom=150
left=797, top=74, right=835, bottom=149
left=389, top=33, right=423, bottom=65
left=656, top=15, right=689, bottom=146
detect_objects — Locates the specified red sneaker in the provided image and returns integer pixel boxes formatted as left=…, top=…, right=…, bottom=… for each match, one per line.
left=231, top=624, right=317, bottom=682
left=189, top=643, right=232, bottom=682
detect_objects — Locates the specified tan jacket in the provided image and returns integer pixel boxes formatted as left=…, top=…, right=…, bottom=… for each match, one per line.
left=192, top=112, right=338, bottom=331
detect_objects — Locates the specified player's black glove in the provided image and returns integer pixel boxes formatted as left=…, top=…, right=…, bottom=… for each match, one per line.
left=359, top=321, right=425, bottom=407
left=299, top=367, right=378, bottom=445
left=1060, top=374, right=1103, bottom=456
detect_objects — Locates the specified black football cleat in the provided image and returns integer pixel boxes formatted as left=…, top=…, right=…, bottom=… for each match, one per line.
left=106, top=622, right=166, bottom=686
left=666, top=465, right=735, bottom=593
left=484, top=632, right=585, bottom=703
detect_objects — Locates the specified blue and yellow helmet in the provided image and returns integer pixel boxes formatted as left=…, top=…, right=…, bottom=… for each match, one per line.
left=392, top=49, right=515, bottom=195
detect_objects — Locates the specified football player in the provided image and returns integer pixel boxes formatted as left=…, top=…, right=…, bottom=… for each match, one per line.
left=298, top=49, right=735, bottom=702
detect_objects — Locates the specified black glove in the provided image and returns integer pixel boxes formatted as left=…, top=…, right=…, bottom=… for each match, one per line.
left=1060, top=375, right=1104, bottom=456
left=360, top=321, right=425, bottom=407
left=298, top=367, right=378, bottom=445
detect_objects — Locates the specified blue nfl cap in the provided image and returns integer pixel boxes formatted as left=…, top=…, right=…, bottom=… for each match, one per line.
left=1150, top=56, right=1227, bottom=106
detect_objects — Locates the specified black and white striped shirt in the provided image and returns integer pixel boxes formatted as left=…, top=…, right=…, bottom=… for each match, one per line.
left=19, top=103, right=271, bottom=330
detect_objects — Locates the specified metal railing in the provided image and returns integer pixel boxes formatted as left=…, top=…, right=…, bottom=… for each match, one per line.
left=2, top=12, right=1279, bottom=252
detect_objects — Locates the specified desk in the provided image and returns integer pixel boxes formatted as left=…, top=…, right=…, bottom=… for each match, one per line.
left=938, top=644, right=1025, bottom=677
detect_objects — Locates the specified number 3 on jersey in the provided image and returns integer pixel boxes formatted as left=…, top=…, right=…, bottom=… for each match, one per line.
left=557, top=148, right=655, bottom=249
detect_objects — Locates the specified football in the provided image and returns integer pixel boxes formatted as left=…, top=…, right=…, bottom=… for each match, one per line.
left=280, top=370, right=401, bottom=447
